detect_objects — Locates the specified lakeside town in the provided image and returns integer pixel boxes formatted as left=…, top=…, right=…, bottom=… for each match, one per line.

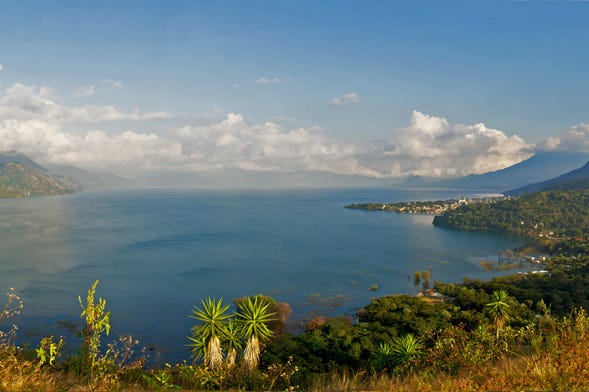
left=344, top=196, right=505, bottom=215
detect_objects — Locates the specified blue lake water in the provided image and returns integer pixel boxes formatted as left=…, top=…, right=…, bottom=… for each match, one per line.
left=0, top=187, right=528, bottom=362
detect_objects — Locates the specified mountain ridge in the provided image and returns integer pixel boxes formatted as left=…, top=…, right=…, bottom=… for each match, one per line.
left=0, top=159, right=80, bottom=198
left=505, top=160, right=589, bottom=196
left=405, top=151, right=589, bottom=191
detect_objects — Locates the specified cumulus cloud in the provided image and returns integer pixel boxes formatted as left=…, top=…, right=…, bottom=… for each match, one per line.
left=354, top=110, right=533, bottom=177
left=0, top=84, right=176, bottom=171
left=537, top=123, right=589, bottom=153
left=330, top=92, right=360, bottom=107
left=172, top=113, right=379, bottom=175
left=0, top=83, right=535, bottom=179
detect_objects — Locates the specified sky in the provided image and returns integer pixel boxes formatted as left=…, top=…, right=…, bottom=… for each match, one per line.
left=1, top=0, right=589, bottom=180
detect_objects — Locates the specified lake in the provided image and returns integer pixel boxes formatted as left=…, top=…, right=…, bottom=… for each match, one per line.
left=0, top=187, right=527, bottom=363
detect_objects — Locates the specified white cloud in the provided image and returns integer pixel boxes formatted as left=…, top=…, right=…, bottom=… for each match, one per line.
left=0, top=83, right=175, bottom=172
left=0, top=84, right=170, bottom=123
left=538, top=123, right=589, bottom=152
left=0, top=83, right=535, bottom=179
left=73, top=85, right=95, bottom=97
left=102, top=79, right=123, bottom=88
left=355, top=110, right=533, bottom=177
left=330, top=92, right=360, bottom=107
left=0, top=64, right=3, bottom=71
left=255, top=77, right=284, bottom=85
left=172, top=113, right=372, bottom=175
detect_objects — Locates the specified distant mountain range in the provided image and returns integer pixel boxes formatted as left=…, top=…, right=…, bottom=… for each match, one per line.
left=404, top=151, right=589, bottom=191
left=0, top=151, right=80, bottom=198
left=0, top=151, right=130, bottom=198
left=45, top=164, right=130, bottom=190
left=505, top=160, right=589, bottom=196
left=3, top=149, right=589, bottom=198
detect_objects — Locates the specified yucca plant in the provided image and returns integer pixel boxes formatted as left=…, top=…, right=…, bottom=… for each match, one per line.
left=373, top=341, right=395, bottom=372
left=486, top=290, right=511, bottom=341
left=223, top=321, right=243, bottom=368
left=236, top=296, right=276, bottom=370
left=188, top=297, right=231, bottom=370
left=390, top=334, right=423, bottom=373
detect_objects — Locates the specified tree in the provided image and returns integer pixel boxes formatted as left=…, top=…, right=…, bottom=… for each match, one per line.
left=236, top=296, right=276, bottom=370
left=486, top=290, right=511, bottom=341
left=189, top=297, right=231, bottom=370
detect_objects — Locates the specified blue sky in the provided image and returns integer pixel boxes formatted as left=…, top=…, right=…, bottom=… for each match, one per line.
left=1, top=1, right=588, bottom=180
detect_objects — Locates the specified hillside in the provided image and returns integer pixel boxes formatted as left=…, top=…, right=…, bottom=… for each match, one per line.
left=505, top=160, right=589, bottom=196
left=45, top=164, right=130, bottom=190
left=0, top=152, right=80, bottom=198
left=434, top=189, right=589, bottom=236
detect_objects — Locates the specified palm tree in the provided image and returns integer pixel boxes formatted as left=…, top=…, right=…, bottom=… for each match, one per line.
left=188, top=297, right=231, bottom=370
left=486, top=290, right=511, bottom=341
left=236, top=296, right=276, bottom=370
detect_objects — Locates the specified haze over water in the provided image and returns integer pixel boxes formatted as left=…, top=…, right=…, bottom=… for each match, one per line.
left=0, top=188, right=525, bottom=362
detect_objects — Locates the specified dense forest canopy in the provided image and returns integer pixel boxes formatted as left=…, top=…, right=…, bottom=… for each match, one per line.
left=433, top=189, right=589, bottom=240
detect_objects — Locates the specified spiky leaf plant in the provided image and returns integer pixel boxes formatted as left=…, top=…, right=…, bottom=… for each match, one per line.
left=188, top=297, right=230, bottom=370
left=236, top=296, right=276, bottom=370
left=223, top=321, right=243, bottom=368
left=486, top=290, right=511, bottom=341
left=390, top=334, right=424, bottom=373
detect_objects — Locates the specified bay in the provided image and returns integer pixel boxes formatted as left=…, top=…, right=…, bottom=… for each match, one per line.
left=0, top=187, right=526, bottom=362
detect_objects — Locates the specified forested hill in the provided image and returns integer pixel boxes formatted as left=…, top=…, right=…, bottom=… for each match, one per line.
left=432, top=189, right=589, bottom=241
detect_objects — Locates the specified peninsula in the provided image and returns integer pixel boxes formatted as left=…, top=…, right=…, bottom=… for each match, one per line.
left=344, top=196, right=503, bottom=215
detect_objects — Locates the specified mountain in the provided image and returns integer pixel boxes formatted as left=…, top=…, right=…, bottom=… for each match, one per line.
left=0, top=151, right=80, bottom=198
left=0, top=150, right=48, bottom=172
left=401, top=175, right=430, bottom=187
left=505, top=160, right=589, bottom=196
left=45, top=164, right=131, bottom=190
left=423, top=151, right=589, bottom=191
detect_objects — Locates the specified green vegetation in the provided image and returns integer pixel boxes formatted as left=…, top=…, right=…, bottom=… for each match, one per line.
left=235, top=296, right=276, bottom=370
left=2, top=261, right=589, bottom=390
left=77, top=280, right=111, bottom=377
left=433, top=189, right=589, bottom=254
left=188, top=297, right=231, bottom=369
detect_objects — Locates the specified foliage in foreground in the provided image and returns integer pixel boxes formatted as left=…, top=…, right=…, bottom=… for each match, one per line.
left=2, top=302, right=589, bottom=391
left=3, top=257, right=589, bottom=391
